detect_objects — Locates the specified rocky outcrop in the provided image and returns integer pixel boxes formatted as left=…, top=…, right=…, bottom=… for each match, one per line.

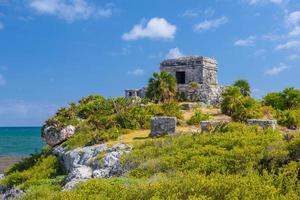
left=53, top=143, right=131, bottom=190
left=150, top=117, right=177, bottom=137
left=1, top=188, right=24, bottom=200
left=247, top=119, right=277, bottom=131
left=43, top=125, right=76, bottom=147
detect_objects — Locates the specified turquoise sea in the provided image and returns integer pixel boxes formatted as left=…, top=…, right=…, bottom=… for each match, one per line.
left=0, top=127, right=44, bottom=156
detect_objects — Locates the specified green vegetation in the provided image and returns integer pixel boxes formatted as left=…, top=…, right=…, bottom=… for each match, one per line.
left=146, top=71, right=177, bottom=103
left=187, top=110, right=211, bottom=125
left=233, top=79, right=251, bottom=97
left=6, top=123, right=300, bottom=199
left=42, top=95, right=183, bottom=150
left=2, top=77, right=300, bottom=199
left=262, top=88, right=300, bottom=129
left=221, top=86, right=263, bottom=122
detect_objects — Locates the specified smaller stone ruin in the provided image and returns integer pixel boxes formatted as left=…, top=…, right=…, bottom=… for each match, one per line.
left=247, top=119, right=277, bottom=131
left=150, top=117, right=177, bottom=137
left=125, top=88, right=146, bottom=99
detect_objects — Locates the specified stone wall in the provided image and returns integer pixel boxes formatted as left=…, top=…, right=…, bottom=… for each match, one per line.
left=247, top=119, right=277, bottom=131
left=150, top=117, right=177, bottom=137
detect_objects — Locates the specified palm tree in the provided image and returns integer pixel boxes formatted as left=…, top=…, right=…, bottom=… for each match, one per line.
left=146, top=71, right=176, bottom=103
left=233, top=79, right=251, bottom=97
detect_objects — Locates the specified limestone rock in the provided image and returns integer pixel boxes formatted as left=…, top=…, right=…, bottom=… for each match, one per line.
left=247, top=119, right=277, bottom=131
left=43, top=125, right=76, bottom=147
left=150, top=117, right=177, bottom=137
left=1, top=188, right=24, bottom=200
left=53, top=143, right=132, bottom=190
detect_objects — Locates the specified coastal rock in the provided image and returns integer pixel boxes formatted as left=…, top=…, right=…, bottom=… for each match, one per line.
left=53, top=143, right=132, bottom=190
left=43, top=125, right=76, bottom=147
left=1, top=188, right=24, bottom=200
left=150, top=117, right=177, bottom=137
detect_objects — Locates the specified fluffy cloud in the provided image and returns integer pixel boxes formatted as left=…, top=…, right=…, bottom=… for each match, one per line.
left=286, top=11, right=300, bottom=26
left=234, top=36, right=256, bottom=47
left=122, top=18, right=176, bottom=41
left=264, top=63, right=288, bottom=76
left=166, top=48, right=184, bottom=59
left=289, top=26, right=300, bottom=37
left=0, top=74, right=6, bottom=86
left=127, top=68, right=145, bottom=76
left=29, top=0, right=112, bottom=22
left=276, top=40, right=300, bottom=50
left=194, top=16, right=228, bottom=32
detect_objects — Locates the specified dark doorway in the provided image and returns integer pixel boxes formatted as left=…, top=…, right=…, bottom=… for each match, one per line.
left=176, top=71, right=186, bottom=84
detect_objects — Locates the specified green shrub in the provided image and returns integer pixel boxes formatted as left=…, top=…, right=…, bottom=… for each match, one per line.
left=263, top=88, right=300, bottom=110
left=0, top=155, right=63, bottom=190
left=277, top=109, right=300, bottom=130
left=187, top=110, right=211, bottom=125
left=221, top=86, right=263, bottom=122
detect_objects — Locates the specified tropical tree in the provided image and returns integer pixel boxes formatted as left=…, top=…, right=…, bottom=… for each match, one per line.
left=146, top=71, right=177, bottom=103
left=233, top=79, right=251, bottom=97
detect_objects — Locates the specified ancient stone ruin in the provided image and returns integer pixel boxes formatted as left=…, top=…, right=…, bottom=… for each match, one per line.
left=125, top=88, right=146, bottom=99
left=125, top=56, right=222, bottom=105
left=160, top=56, right=222, bottom=104
left=247, top=119, right=277, bottom=131
left=150, top=117, right=177, bottom=137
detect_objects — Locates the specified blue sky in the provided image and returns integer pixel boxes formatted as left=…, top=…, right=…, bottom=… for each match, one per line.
left=0, top=0, right=299, bottom=126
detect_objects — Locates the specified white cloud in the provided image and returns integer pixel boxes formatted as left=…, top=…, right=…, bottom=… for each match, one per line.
left=29, top=0, right=112, bottom=22
left=289, top=26, right=300, bottom=37
left=128, top=68, right=145, bottom=76
left=0, top=74, right=6, bottom=86
left=166, top=48, right=184, bottom=59
left=122, top=18, right=176, bottom=41
left=234, top=36, right=256, bottom=47
left=289, top=54, right=300, bottom=60
left=265, top=63, right=288, bottom=76
left=276, top=40, right=300, bottom=50
left=286, top=11, right=300, bottom=26
left=194, top=16, right=228, bottom=32
left=246, top=0, right=286, bottom=5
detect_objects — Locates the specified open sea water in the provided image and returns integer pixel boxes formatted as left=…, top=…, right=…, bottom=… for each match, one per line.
left=0, top=127, right=44, bottom=156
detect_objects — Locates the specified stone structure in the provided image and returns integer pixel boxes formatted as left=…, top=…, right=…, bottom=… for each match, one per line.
left=160, top=56, right=222, bottom=105
left=247, top=119, right=277, bottom=131
left=125, top=88, right=146, bottom=99
left=201, top=120, right=230, bottom=132
left=43, top=125, right=76, bottom=147
left=150, top=117, right=177, bottom=137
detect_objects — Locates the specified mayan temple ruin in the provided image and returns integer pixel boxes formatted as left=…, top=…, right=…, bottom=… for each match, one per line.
left=125, top=56, right=222, bottom=105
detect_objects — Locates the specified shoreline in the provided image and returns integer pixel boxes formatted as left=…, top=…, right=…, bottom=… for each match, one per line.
left=0, top=156, right=23, bottom=173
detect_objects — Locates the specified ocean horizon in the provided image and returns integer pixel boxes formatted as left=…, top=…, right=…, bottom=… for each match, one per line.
left=0, top=127, right=44, bottom=156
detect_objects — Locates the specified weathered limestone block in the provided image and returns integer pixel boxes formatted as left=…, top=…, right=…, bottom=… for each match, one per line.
left=180, top=103, right=199, bottom=110
left=53, top=143, right=132, bottom=190
left=201, top=120, right=229, bottom=132
left=247, top=119, right=277, bottom=130
left=150, top=117, right=177, bottom=137
left=43, top=125, right=76, bottom=147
